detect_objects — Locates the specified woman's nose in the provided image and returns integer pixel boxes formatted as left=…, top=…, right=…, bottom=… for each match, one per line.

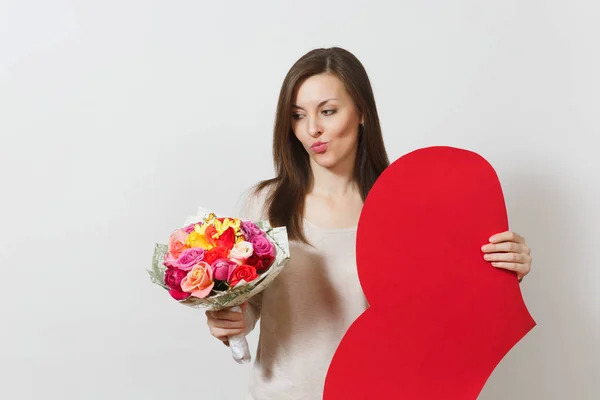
left=308, top=119, right=322, bottom=138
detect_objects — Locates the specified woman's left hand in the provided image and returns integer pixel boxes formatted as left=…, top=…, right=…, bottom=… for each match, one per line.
left=481, top=231, right=532, bottom=282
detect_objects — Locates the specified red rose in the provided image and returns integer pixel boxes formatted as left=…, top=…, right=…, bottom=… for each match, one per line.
left=164, top=267, right=191, bottom=300
left=245, top=253, right=274, bottom=272
left=216, top=227, right=235, bottom=250
left=260, top=254, right=275, bottom=270
left=228, top=264, right=258, bottom=287
left=204, top=246, right=229, bottom=265
left=245, top=254, right=263, bottom=271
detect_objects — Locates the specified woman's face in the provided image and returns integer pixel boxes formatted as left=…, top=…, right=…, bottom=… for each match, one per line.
left=291, top=73, right=363, bottom=170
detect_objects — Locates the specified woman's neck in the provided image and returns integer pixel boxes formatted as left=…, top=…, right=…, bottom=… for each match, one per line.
left=304, top=154, right=364, bottom=230
left=308, top=156, right=358, bottom=198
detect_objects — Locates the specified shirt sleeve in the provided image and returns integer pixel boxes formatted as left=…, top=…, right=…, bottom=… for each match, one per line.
left=244, top=291, right=263, bottom=335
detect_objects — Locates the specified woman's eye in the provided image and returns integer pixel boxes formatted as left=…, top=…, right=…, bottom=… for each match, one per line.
left=292, top=113, right=304, bottom=120
left=323, top=109, right=336, bottom=116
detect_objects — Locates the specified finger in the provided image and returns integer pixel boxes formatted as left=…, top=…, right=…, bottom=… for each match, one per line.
left=209, top=327, right=245, bottom=340
left=208, top=318, right=246, bottom=330
left=489, top=231, right=525, bottom=244
left=208, top=309, right=245, bottom=322
left=481, top=241, right=526, bottom=253
left=206, top=312, right=245, bottom=327
left=484, top=252, right=529, bottom=264
left=490, top=262, right=529, bottom=276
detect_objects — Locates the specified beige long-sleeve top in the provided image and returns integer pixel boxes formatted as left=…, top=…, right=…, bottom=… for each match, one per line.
left=238, top=187, right=369, bottom=400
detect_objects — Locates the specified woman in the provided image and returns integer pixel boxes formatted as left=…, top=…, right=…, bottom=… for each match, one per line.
left=206, top=47, right=533, bottom=399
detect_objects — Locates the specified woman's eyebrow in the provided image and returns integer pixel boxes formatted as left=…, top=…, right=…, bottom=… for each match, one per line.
left=292, top=98, right=338, bottom=110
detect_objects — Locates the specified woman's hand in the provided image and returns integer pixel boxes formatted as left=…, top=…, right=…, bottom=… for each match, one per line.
left=205, top=302, right=248, bottom=346
left=481, top=231, right=532, bottom=282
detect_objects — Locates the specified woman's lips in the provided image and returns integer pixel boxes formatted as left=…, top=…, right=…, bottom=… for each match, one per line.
left=311, top=142, right=328, bottom=153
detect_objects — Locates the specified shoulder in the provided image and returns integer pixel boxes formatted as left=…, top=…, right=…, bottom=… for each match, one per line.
left=236, top=180, right=276, bottom=221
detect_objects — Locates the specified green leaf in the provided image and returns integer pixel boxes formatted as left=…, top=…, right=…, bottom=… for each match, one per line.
left=148, top=243, right=169, bottom=289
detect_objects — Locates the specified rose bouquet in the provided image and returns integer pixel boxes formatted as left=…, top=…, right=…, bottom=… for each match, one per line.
left=148, top=207, right=290, bottom=364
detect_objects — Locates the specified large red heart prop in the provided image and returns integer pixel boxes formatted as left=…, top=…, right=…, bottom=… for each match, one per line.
left=323, top=146, right=536, bottom=399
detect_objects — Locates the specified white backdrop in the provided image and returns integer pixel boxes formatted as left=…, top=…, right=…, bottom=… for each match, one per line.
left=1, top=1, right=598, bottom=399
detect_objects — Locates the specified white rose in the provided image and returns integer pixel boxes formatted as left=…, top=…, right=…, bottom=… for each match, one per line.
left=228, top=241, right=253, bottom=264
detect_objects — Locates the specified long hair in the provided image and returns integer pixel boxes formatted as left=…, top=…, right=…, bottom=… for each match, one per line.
left=255, top=47, right=390, bottom=244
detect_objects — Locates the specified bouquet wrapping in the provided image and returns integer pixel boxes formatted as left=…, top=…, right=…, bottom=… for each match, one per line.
left=148, top=206, right=290, bottom=363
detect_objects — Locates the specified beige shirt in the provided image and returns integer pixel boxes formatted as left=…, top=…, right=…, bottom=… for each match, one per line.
left=238, top=187, right=369, bottom=400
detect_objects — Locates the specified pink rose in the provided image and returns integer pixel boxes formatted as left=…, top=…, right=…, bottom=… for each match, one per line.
left=183, top=221, right=202, bottom=234
left=175, top=248, right=205, bottom=271
left=164, top=268, right=190, bottom=300
left=211, top=258, right=238, bottom=281
left=169, top=229, right=190, bottom=259
left=180, top=261, right=214, bottom=298
left=251, top=235, right=275, bottom=257
left=241, top=220, right=264, bottom=240
left=163, top=253, right=177, bottom=269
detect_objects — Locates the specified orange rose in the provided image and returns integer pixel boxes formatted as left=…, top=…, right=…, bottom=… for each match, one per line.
left=169, top=229, right=190, bottom=259
left=204, top=224, right=218, bottom=247
left=180, top=261, right=214, bottom=298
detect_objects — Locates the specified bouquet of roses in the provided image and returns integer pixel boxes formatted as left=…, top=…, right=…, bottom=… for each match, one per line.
left=148, top=207, right=290, bottom=364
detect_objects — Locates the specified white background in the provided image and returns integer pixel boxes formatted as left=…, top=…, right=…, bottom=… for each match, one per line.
left=1, top=1, right=598, bottom=399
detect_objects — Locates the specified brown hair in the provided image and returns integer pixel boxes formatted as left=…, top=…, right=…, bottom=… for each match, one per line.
left=254, top=47, right=389, bottom=244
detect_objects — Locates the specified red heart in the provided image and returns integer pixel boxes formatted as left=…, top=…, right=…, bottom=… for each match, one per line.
left=324, top=146, right=536, bottom=399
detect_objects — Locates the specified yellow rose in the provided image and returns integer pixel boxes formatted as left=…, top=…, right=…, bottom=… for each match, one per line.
left=194, top=223, right=208, bottom=236
left=186, top=217, right=241, bottom=250
left=214, top=218, right=241, bottom=237
left=186, top=230, right=213, bottom=250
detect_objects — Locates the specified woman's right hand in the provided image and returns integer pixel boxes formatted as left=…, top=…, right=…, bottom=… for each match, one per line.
left=205, top=302, right=248, bottom=346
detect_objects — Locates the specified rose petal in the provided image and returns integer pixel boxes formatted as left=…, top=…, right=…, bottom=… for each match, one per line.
left=168, top=289, right=191, bottom=300
left=190, top=282, right=215, bottom=299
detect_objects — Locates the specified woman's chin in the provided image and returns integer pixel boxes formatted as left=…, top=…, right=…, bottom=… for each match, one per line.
left=311, top=155, right=339, bottom=169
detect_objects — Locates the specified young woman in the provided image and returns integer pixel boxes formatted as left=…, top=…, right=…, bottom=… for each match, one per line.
left=206, top=47, right=533, bottom=399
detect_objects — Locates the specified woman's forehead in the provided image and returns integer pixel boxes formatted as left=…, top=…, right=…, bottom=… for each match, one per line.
left=294, top=74, right=349, bottom=105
